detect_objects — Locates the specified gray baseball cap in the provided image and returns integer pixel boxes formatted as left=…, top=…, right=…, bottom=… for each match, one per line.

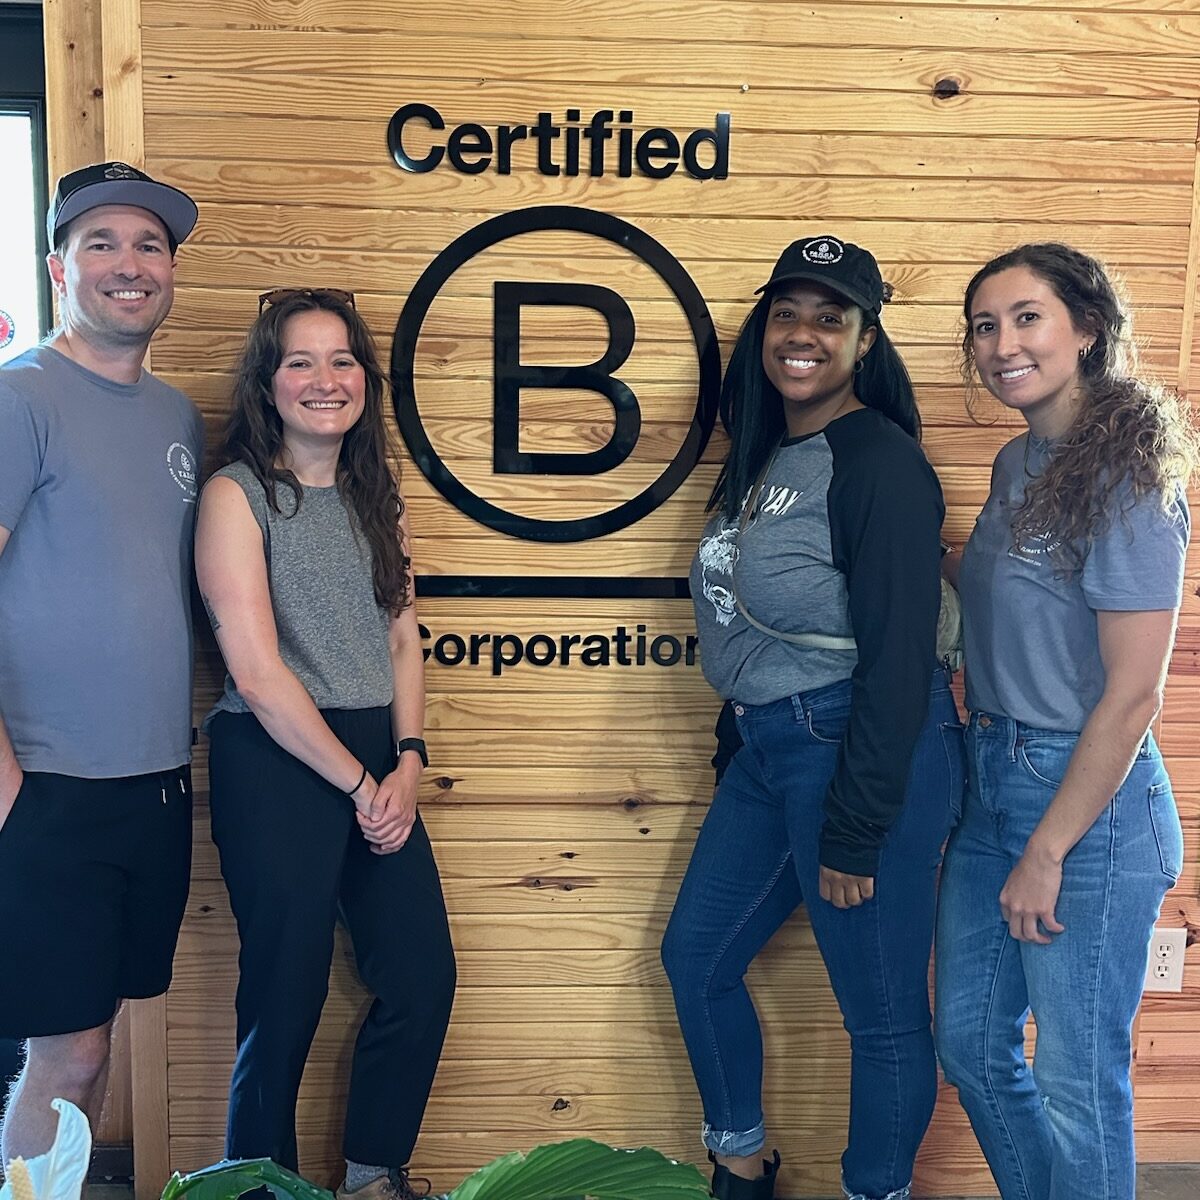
left=48, top=161, right=198, bottom=250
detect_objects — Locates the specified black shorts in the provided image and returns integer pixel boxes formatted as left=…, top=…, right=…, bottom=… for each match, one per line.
left=0, top=768, right=192, bottom=1038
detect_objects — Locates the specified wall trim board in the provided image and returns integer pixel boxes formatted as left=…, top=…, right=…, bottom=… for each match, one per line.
left=1178, top=138, right=1200, bottom=394
left=100, top=0, right=144, bottom=168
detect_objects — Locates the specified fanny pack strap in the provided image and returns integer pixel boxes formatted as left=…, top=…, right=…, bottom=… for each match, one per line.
left=731, top=445, right=963, bottom=669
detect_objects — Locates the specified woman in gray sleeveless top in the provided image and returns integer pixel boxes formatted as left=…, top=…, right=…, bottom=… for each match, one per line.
left=196, top=289, right=454, bottom=1200
left=935, top=244, right=1197, bottom=1200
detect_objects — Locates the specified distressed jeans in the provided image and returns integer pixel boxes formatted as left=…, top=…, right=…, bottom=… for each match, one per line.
left=935, top=713, right=1182, bottom=1200
left=662, top=673, right=965, bottom=1200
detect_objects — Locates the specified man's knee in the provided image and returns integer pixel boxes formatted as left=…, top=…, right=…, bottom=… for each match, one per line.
left=24, top=1023, right=113, bottom=1097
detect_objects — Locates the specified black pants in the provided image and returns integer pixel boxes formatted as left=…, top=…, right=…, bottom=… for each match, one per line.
left=0, top=1039, right=23, bottom=1107
left=208, top=707, right=456, bottom=1170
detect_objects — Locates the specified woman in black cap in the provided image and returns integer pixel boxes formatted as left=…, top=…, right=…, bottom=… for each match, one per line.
left=661, top=236, right=964, bottom=1200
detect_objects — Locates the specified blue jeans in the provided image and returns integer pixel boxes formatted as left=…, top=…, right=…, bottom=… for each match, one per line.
left=662, top=674, right=964, bottom=1200
left=935, top=714, right=1182, bottom=1200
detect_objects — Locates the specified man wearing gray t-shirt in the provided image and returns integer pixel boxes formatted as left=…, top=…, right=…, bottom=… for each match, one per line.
left=0, top=162, right=201, bottom=1165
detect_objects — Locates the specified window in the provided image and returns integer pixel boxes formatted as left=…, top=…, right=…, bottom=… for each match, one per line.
left=0, top=4, right=49, bottom=366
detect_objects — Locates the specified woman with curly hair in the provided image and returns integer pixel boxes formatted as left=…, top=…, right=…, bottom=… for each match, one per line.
left=196, top=288, right=454, bottom=1200
left=935, top=244, right=1196, bottom=1200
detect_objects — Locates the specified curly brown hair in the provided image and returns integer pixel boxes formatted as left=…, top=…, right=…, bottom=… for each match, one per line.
left=962, top=242, right=1198, bottom=575
left=219, top=289, right=411, bottom=615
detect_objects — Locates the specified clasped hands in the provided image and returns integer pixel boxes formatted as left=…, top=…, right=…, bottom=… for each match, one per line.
left=350, top=759, right=422, bottom=855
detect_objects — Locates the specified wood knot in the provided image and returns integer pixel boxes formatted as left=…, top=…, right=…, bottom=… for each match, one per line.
left=560, top=851, right=577, bottom=859
left=639, top=827, right=651, bottom=835
left=621, top=796, right=641, bottom=810
left=91, top=87, right=104, bottom=99
left=932, top=77, right=961, bottom=100
left=435, top=776, right=456, bottom=790
left=551, top=1097, right=571, bottom=1111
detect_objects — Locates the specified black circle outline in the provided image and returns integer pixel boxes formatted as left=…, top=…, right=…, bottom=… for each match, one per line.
left=391, top=205, right=720, bottom=543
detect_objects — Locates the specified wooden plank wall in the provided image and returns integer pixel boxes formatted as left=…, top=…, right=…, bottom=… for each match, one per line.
left=66, top=0, right=1200, bottom=1195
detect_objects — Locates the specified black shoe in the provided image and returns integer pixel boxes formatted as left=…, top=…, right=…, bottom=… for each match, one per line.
left=709, top=1149, right=780, bottom=1200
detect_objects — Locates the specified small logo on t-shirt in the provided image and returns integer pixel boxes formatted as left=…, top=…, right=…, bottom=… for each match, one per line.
left=0, top=310, right=14, bottom=350
left=802, top=238, right=843, bottom=265
left=1009, top=529, right=1063, bottom=563
left=167, top=442, right=199, bottom=501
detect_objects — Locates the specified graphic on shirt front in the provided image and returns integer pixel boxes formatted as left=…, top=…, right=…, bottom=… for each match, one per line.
left=698, top=521, right=740, bottom=626
left=166, top=441, right=199, bottom=502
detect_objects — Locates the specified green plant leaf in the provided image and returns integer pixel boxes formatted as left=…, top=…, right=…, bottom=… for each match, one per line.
left=446, top=1139, right=710, bottom=1200
left=161, top=1158, right=336, bottom=1200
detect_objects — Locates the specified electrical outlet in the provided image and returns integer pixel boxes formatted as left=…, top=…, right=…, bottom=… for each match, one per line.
left=1144, top=927, right=1187, bottom=993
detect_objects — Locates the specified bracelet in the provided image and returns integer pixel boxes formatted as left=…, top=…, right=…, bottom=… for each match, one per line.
left=346, top=763, right=367, bottom=797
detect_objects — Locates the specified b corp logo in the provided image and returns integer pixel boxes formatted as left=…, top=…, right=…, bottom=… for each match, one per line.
left=391, top=206, right=721, bottom=543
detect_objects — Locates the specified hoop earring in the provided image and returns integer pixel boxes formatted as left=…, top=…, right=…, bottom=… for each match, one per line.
left=853, top=358, right=864, bottom=374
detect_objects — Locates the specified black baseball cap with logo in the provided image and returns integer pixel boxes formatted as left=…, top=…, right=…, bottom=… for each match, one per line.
left=47, top=161, right=199, bottom=251
left=755, top=235, right=885, bottom=317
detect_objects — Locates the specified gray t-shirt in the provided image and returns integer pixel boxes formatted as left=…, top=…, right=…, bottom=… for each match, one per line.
left=204, top=461, right=393, bottom=724
left=960, top=432, right=1189, bottom=731
left=0, top=345, right=204, bottom=777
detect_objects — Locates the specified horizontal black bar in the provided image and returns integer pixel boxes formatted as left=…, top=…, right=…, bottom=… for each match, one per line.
left=414, top=575, right=692, bottom=599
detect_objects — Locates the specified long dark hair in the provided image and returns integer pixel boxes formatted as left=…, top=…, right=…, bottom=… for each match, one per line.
left=962, top=242, right=1198, bottom=574
left=709, top=291, right=919, bottom=518
left=220, top=290, right=411, bottom=615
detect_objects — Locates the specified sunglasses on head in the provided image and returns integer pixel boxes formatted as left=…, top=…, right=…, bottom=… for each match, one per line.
left=257, top=287, right=356, bottom=314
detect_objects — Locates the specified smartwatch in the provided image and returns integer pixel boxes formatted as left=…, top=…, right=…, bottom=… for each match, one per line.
left=395, top=737, right=429, bottom=768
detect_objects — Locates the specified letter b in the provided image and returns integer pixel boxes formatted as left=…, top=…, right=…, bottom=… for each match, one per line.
left=493, top=281, right=640, bottom=475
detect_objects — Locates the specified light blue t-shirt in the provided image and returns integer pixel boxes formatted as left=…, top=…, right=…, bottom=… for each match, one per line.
left=959, top=432, right=1189, bottom=732
left=0, top=345, right=204, bottom=776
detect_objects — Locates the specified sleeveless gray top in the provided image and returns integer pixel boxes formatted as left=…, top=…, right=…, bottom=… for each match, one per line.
left=205, top=460, right=393, bottom=725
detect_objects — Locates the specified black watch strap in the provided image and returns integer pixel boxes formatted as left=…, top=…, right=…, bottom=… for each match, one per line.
left=395, top=737, right=429, bottom=768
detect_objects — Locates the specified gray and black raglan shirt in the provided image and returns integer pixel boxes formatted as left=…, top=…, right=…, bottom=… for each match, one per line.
left=690, top=407, right=945, bottom=875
